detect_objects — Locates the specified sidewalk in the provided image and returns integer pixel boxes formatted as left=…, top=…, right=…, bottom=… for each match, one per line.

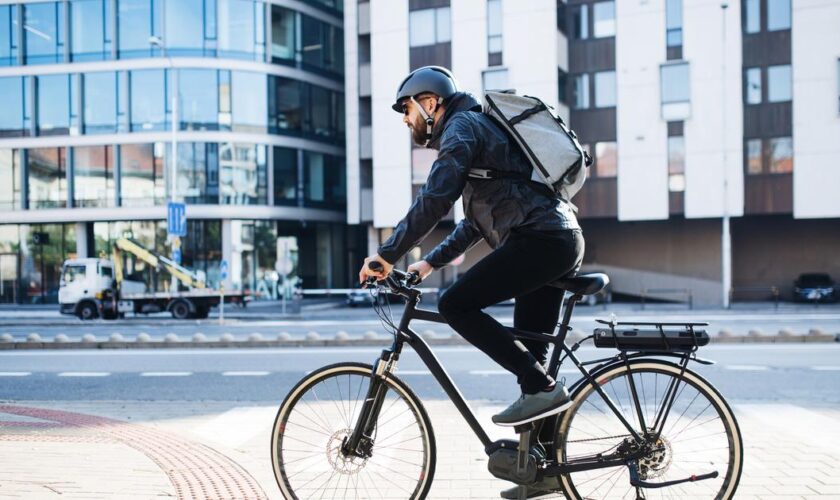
left=1, top=399, right=839, bottom=499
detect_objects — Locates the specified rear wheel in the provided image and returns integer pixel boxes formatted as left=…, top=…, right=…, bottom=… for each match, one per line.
left=557, top=361, right=743, bottom=499
left=170, top=300, right=191, bottom=320
left=271, top=362, right=436, bottom=499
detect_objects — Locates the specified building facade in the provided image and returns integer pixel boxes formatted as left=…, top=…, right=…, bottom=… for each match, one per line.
left=344, top=0, right=840, bottom=305
left=0, top=0, right=350, bottom=304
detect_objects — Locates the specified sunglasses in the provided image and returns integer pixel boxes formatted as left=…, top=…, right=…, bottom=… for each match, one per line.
left=401, top=103, right=410, bottom=115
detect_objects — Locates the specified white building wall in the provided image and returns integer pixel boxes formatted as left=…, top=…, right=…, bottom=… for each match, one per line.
left=503, top=0, right=557, bottom=105
left=344, top=0, right=360, bottom=224
left=682, top=0, right=743, bottom=219
left=615, top=0, right=669, bottom=221
left=451, top=0, right=486, bottom=98
left=369, top=0, right=411, bottom=228
left=792, top=0, right=840, bottom=218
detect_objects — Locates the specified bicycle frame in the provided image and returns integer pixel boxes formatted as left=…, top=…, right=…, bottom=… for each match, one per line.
left=342, top=285, right=702, bottom=477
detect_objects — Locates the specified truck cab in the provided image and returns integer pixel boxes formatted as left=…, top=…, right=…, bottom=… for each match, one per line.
left=58, top=258, right=116, bottom=319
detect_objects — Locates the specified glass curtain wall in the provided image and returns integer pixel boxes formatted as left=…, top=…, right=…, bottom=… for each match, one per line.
left=71, top=0, right=112, bottom=61
left=0, top=150, right=21, bottom=211
left=28, top=148, right=67, bottom=208
left=120, top=143, right=166, bottom=206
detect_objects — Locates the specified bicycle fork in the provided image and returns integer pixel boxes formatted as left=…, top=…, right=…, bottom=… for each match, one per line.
left=341, top=351, right=397, bottom=459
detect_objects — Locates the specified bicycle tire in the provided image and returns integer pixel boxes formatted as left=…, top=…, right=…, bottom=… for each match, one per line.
left=556, top=360, right=743, bottom=499
left=271, top=362, right=436, bottom=499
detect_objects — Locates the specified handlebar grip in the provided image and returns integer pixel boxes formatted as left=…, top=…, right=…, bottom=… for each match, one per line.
left=368, top=261, right=384, bottom=272
left=406, top=271, right=422, bottom=286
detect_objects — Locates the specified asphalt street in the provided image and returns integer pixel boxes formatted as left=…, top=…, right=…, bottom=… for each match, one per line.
left=3, top=300, right=840, bottom=341
left=2, top=344, right=839, bottom=407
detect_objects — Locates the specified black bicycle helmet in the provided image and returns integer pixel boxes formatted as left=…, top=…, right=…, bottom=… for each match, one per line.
left=391, top=66, right=459, bottom=113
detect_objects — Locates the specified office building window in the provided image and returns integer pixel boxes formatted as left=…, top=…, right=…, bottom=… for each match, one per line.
left=768, top=137, right=792, bottom=173
left=271, top=5, right=296, bottom=63
left=745, top=68, right=762, bottom=104
left=746, top=139, right=762, bottom=174
left=1, top=5, right=19, bottom=66
left=301, top=14, right=344, bottom=76
left=573, top=73, right=590, bottom=109
left=572, top=4, right=589, bottom=40
left=120, top=143, right=166, bottom=207
left=668, top=136, right=685, bottom=192
left=409, top=7, right=450, bottom=47
left=594, top=142, right=617, bottom=177
left=165, top=0, right=204, bottom=55
left=74, top=146, right=115, bottom=208
left=219, top=143, right=267, bottom=205
left=303, top=152, right=344, bottom=207
left=28, top=147, right=67, bottom=209
left=118, top=0, right=161, bottom=58
left=767, top=65, right=791, bottom=103
left=558, top=68, right=568, bottom=106
left=130, top=70, right=166, bottom=131
left=37, top=74, right=71, bottom=136
left=744, top=0, right=760, bottom=34
left=487, top=0, right=502, bottom=64
left=666, top=0, right=682, bottom=47
left=232, top=71, right=267, bottom=133
left=594, top=70, right=616, bottom=108
left=83, top=72, right=117, bottom=134
left=273, top=146, right=298, bottom=205
left=24, top=2, right=65, bottom=64
left=483, top=68, right=509, bottom=93
left=767, top=0, right=791, bottom=31
left=71, top=0, right=111, bottom=61
left=269, top=77, right=303, bottom=135
left=661, top=63, right=690, bottom=119
left=592, top=1, right=615, bottom=38
left=0, top=77, right=26, bottom=137
left=218, top=0, right=265, bottom=60
left=0, top=149, right=21, bottom=210
left=179, top=69, right=219, bottom=130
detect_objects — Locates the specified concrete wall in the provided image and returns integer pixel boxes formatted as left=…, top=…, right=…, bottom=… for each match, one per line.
left=344, top=0, right=361, bottom=224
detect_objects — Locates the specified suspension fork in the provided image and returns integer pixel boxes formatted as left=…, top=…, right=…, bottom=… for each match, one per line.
left=342, top=349, right=399, bottom=458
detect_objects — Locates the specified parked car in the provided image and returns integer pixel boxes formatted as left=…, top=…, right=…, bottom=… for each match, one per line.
left=346, top=289, right=376, bottom=307
left=793, top=273, right=836, bottom=303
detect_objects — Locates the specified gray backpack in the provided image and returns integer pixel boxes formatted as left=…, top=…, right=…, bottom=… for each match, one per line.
left=470, top=91, right=592, bottom=201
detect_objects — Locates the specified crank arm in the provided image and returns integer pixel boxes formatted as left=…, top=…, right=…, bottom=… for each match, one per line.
left=627, top=460, right=719, bottom=488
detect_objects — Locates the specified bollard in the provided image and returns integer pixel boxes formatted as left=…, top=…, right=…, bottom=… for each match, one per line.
left=81, top=334, right=97, bottom=343
left=192, top=333, right=207, bottom=343
left=421, top=330, right=436, bottom=340
left=109, top=333, right=124, bottom=342
left=26, top=333, right=42, bottom=343
left=164, top=333, right=179, bottom=343
left=248, top=333, right=263, bottom=342
left=219, top=333, right=235, bottom=342
left=54, top=334, right=70, bottom=343
left=362, top=330, right=379, bottom=340
left=305, top=331, right=321, bottom=341
left=136, top=333, right=152, bottom=343
left=335, top=331, right=350, bottom=341
left=0, top=333, right=13, bottom=342
left=277, top=332, right=292, bottom=341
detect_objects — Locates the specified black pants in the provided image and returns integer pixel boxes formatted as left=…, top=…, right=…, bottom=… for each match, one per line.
left=438, top=229, right=583, bottom=444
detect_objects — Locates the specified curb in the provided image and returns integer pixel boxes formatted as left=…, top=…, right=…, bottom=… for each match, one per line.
left=0, top=333, right=836, bottom=350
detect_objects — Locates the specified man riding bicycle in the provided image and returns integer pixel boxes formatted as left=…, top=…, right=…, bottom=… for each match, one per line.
left=358, top=66, right=585, bottom=498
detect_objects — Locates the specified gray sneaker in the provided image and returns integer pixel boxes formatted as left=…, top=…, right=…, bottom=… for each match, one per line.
left=499, top=476, right=562, bottom=499
left=492, top=384, right=572, bottom=426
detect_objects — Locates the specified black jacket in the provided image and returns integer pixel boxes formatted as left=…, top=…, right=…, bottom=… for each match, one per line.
left=378, top=92, right=580, bottom=268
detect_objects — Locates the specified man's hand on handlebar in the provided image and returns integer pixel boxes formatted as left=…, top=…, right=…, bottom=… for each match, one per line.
left=359, top=254, right=393, bottom=284
left=407, top=260, right=434, bottom=283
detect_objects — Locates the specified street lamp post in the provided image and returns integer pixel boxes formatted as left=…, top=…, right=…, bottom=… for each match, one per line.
left=721, top=2, right=732, bottom=308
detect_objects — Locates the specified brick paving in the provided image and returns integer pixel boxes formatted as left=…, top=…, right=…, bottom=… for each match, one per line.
left=1, top=400, right=839, bottom=499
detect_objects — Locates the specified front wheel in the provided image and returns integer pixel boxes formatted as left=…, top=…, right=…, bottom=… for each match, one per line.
left=271, top=362, right=436, bottom=499
left=557, top=360, right=743, bottom=499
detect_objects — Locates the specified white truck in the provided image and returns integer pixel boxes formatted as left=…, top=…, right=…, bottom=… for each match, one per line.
left=58, top=238, right=247, bottom=320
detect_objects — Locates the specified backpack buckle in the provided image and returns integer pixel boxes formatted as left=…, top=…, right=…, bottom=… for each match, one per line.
left=469, top=168, right=494, bottom=179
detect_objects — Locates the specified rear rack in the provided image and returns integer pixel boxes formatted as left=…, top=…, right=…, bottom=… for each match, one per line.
left=594, top=318, right=710, bottom=352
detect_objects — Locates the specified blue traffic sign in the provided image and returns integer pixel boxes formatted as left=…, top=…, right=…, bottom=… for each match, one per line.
left=172, top=248, right=182, bottom=264
left=167, top=202, right=187, bottom=237
left=220, top=259, right=228, bottom=280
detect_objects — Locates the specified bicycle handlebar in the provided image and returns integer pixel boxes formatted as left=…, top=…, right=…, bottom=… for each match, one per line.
left=365, top=261, right=422, bottom=294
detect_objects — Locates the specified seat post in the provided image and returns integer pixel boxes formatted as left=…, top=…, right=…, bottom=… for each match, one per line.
left=547, top=293, right=581, bottom=380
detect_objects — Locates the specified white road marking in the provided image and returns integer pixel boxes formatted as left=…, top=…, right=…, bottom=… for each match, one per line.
left=222, top=371, right=270, bottom=376
left=725, top=365, right=769, bottom=371
left=57, top=372, right=110, bottom=377
left=469, top=370, right=508, bottom=376
left=812, top=366, right=840, bottom=371
left=0, top=372, right=31, bottom=377
left=140, top=372, right=193, bottom=377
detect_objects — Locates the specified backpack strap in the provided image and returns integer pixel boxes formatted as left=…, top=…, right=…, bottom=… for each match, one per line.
left=468, top=168, right=530, bottom=181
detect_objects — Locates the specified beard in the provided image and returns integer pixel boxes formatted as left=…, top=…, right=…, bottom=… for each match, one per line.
left=408, top=114, right=429, bottom=146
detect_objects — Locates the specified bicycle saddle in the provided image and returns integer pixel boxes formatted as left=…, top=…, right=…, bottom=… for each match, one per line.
left=550, top=273, right=609, bottom=295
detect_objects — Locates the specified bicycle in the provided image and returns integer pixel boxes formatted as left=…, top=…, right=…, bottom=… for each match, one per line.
left=271, top=265, right=743, bottom=499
